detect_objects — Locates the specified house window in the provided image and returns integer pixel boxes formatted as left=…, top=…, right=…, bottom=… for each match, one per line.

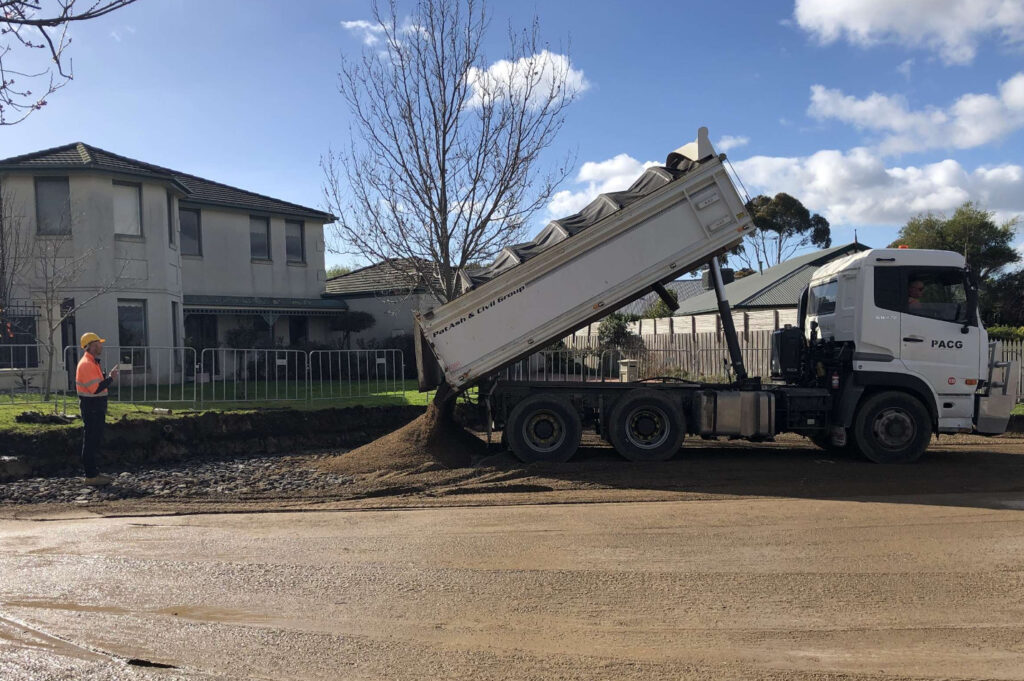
left=117, top=300, right=148, bottom=348
left=285, top=220, right=305, bottom=263
left=288, top=317, right=308, bottom=346
left=179, top=207, right=201, bottom=256
left=113, top=181, right=142, bottom=237
left=167, top=192, right=175, bottom=246
left=250, top=216, right=270, bottom=260
left=34, top=176, right=71, bottom=235
left=0, top=316, right=39, bottom=368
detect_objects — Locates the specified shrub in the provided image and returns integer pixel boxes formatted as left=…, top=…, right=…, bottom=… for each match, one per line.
left=986, top=325, right=1024, bottom=342
left=597, top=313, right=643, bottom=351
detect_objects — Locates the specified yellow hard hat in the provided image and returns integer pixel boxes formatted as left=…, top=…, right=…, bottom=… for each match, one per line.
left=80, top=332, right=106, bottom=349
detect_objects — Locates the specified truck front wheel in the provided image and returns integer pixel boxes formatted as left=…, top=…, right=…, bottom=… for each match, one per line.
left=506, top=394, right=582, bottom=463
left=853, top=391, right=931, bottom=464
left=608, top=389, right=685, bottom=462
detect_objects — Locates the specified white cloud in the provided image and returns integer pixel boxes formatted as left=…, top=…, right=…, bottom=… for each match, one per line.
left=466, top=51, right=589, bottom=110
left=794, top=0, right=1024, bottom=64
left=733, top=148, right=1024, bottom=227
left=807, top=72, right=1024, bottom=155
left=109, top=25, right=135, bottom=43
left=717, top=135, right=749, bottom=152
left=340, top=19, right=386, bottom=46
left=897, top=58, right=914, bottom=80
left=547, top=154, right=658, bottom=217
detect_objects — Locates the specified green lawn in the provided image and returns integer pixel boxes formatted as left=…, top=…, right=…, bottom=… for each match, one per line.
left=0, top=380, right=435, bottom=434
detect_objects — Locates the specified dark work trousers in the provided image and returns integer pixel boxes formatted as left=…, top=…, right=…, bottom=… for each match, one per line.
left=79, top=396, right=108, bottom=477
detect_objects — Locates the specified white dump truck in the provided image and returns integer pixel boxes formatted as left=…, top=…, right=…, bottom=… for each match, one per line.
left=415, top=128, right=1018, bottom=464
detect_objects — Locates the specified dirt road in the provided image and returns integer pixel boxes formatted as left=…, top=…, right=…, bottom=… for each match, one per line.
left=2, top=435, right=1024, bottom=680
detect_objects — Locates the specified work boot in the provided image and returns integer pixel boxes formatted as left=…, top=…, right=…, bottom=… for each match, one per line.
left=83, top=474, right=113, bottom=487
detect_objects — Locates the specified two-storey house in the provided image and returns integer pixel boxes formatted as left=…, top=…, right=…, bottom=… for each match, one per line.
left=0, top=143, right=342, bottom=391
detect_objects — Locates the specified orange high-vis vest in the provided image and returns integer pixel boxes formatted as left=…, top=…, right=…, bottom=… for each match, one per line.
left=76, top=353, right=108, bottom=397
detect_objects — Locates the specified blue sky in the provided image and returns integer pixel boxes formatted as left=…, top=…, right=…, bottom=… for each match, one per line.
left=3, top=0, right=1023, bottom=269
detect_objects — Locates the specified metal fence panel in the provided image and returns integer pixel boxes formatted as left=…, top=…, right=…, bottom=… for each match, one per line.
left=4, top=336, right=1015, bottom=411
left=0, top=343, right=40, bottom=370
left=308, top=349, right=405, bottom=400
left=63, top=345, right=197, bottom=405
left=199, top=347, right=309, bottom=406
left=497, top=349, right=607, bottom=382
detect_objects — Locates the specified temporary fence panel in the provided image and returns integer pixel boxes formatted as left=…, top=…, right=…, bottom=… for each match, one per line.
left=0, top=343, right=64, bottom=406
left=0, top=344, right=43, bottom=402
left=0, top=343, right=40, bottom=370
left=497, top=349, right=608, bottom=382
left=30, top=338, right=1021, bottom=410
left=199, top=348, right=309, bottom=406
left=308, top=349, right=405, bottom=400
left=63, top=346, right=197, bottom=405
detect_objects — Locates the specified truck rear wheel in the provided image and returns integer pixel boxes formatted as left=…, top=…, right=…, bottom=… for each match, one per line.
left=853, top=391, right=931, bottom=464
left=506, top=394, right=582, bottom=463
left=608, top=389, right=685, bottom=462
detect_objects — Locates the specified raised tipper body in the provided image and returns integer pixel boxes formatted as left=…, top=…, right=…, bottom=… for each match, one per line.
left=415, top=127, right=754, bottom=390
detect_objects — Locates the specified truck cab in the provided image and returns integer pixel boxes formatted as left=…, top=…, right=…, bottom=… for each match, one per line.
left=799, top=248, right=1015, bottom=453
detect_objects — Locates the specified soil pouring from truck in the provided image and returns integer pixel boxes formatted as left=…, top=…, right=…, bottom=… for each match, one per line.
left=415, top=128, right=1018, bottom=464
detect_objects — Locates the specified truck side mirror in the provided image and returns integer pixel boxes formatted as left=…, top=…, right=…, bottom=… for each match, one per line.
left=965, top=281, right=979, bottom=331
left=797, top=286, right=809, bottom=332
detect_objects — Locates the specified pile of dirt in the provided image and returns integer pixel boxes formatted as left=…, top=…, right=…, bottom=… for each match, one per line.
left=14, top=411, right=75, bottom=425
left=317, top=402, right=484, bottom=474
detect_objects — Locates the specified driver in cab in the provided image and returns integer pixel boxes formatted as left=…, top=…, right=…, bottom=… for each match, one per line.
left=907, top=280, right=925, bottom=310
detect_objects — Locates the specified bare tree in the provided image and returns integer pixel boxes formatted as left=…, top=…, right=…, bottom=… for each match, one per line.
left=2, top=187, right=126, bottom=398
left=0, top=0, right=139, bottom=125
left=29, top=230, right=125, bottom=398
left=322, top=0, right=581, bottom=303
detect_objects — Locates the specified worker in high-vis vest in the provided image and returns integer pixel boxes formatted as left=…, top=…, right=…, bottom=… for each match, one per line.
left=76, top=332, right=120, bottom=486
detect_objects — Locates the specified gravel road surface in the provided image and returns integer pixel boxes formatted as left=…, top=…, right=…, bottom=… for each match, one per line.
left=1, top=434, right=1023, bottom=679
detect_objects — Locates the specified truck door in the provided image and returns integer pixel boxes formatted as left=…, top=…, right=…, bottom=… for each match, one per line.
left=897, top=267, right=980, bottom=425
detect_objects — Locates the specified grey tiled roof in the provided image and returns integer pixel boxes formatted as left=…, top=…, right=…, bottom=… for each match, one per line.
left=616, top=279, right=705, bottom=316
left=674, top=243, right=870, bottom=315
left=324, top=259, right=433, bottom=296
left=0, top=142, right=336, bottom=222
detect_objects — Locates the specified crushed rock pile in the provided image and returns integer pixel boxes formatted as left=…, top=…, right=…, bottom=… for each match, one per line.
left=317, top=403, right=485, bottom=474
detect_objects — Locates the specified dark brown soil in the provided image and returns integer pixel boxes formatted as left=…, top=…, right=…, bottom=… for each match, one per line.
left=317, top=402, right=485, bottom=474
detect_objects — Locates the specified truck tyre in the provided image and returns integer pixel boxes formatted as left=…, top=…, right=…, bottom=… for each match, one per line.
left=506, top=394, right=582, bottom=464
left=608, top=389, right=685, bottom=462
left=853, top=391, right=931, bottom=464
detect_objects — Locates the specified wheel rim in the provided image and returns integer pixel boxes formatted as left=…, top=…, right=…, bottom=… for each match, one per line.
left=872, top=407, right=916, bottom=450
left=624, top=405, right=670, bottom=450
left=522, top=410, right=565, bottom=453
